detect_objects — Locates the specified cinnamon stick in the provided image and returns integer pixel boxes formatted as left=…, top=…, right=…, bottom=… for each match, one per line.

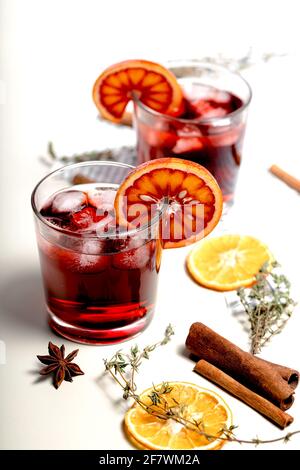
left=194, top=360, right=293, bottom=429
left=257, top=358, right=299, bottom=391
left=269, top=164, right=300, bottom=193
left=186, top=323, right=299, bottom=410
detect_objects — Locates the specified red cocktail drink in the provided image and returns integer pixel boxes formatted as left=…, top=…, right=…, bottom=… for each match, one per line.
left=32, top=162, right=162, bottom=344
left=134, top=62, right=251, bottom=205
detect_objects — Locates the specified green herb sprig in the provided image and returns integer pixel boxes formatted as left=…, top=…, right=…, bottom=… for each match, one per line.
left=237, top=261, right=296, bottom=355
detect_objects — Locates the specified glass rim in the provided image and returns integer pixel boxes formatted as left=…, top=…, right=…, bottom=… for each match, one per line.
left=134, top=60, right=252, bottom=125
left=31, top=160, right=164, bottom=240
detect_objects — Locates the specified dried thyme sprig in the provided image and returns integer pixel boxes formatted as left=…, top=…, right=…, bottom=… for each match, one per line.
left=103, top=326, right=300, bottom=447
left=47, top=141, right=116, bottom=163
left=40, top=141, right=136, bottom=166
left=237, top=261, right=296, bottom=355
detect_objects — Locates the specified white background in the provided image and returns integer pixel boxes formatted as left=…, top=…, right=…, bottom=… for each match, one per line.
left=1, top=0, right=300, bottom=450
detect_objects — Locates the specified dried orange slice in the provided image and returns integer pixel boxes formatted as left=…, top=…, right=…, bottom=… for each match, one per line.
left=114, top=158, right=223, bottom=248
left=92, top=60, right=184, bottom=122
left=124, top=382, right=232, bottom=450
left=187, top=234, right=273, bottom=291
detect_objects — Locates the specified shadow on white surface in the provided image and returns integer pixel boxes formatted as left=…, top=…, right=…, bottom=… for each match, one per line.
left=27, top=367, right=52, bottom=386
left=0, top=269, right=47, bottom=333
left=177, top=343, right=192, bottom=360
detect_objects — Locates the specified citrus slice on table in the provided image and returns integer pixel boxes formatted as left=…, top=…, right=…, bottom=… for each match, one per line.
left=92, top=59, right=184, bottom=122
left=124, top=382, right=232, bottom=450
left=114, top=158, right=223, bottom=248
left=187, top=234, right=273, bottom=291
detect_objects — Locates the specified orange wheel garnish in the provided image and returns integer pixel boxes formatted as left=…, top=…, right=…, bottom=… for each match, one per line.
left=124, top=382, right=232, bottom=450
left=92, top=60, right=184, bottom=122
left=187, top=234, right=273, bottom=291
left=114, top=158, right=223, bottom=249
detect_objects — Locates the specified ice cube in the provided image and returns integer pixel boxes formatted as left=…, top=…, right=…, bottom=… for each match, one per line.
left=139, top=122, right=177, bottom=148
left=87, top=188, right=116, bottom=211
left=177, top=124, right=202, bottom=137
left=126, top=233, right=149, bottom=250
left=51, top=190, right=87, bottom=215
left=38, top=234, right=109, bottom=272
left=183, top=83, right=213, bottom=101
left=64, top=240, right=110, bottom=272
left=189, top=99, right=216, bottom=118
left=81, top=239, right=108, bottom=256
left=108, top=233, right=149, bottom=255
left=71, top=207, right=97, bottom=230
left=77, top=252, right=109, bottom=272
left=112, top=243, right=150, bottom=270
left=199, top=107, right=228, bottom=119
left=214, top=90, right=231, bottom=104
left=172, top=137, right=204, bottom=154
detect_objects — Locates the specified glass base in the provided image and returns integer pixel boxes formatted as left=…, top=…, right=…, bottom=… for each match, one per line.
left=48, top=310, right=154, bottom=345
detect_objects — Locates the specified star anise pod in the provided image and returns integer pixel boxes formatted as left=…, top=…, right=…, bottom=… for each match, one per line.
left=37, top=342, right=84, bottom=389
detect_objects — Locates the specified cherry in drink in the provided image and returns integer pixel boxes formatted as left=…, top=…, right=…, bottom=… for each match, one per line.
left=135, top=62, right=251, bottom=205
left=32, top=163, right=162, bottom=344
